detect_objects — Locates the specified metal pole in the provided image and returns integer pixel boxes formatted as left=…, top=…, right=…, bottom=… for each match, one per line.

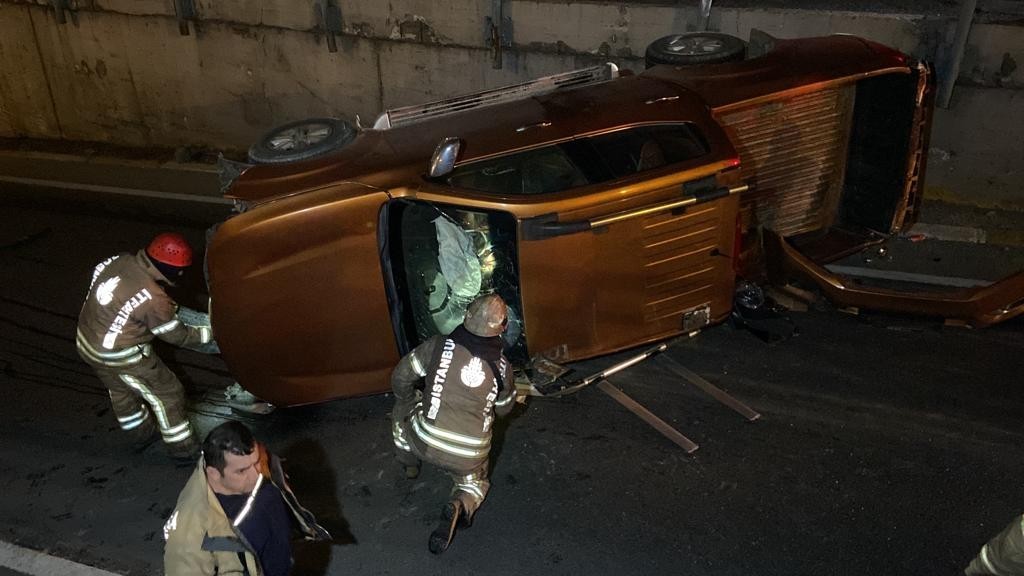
left=547, top=343, right=668, bottom=397
left=700, top=0, right=713, bottom=31
left=938, top=0, right=978, bottom=108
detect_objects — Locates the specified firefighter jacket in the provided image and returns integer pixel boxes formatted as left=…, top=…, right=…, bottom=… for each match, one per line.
left=392, top=329, right=515, bottom=472
left=163, top=459, right=264, bottom=576
left=76, top=250, right=211, bottom=366
left=966, top=513, right=1024, bottom=576
left=163, top=449, right=330, bottom=576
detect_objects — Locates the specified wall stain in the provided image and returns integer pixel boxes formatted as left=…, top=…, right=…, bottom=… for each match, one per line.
left=346, top=21, right=374, bottom=38
left=389, top=15, right=447, bottom=45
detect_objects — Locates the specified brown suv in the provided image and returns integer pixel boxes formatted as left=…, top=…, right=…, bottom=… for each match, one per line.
left=207, top=32, right=1023, bottom=407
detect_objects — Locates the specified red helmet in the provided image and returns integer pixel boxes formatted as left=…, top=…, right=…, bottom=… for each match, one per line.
left=146, top=233, right=193, bottom=268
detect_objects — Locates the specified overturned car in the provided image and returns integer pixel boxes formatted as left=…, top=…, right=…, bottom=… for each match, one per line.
left=207, top=32, right=1024, bottom=407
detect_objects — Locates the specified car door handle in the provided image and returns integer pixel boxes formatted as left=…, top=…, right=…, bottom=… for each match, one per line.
left=521, top=183, right=748, bottom=240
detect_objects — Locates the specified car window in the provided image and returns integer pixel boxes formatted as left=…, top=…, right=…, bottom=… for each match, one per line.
left=448, top=146, right=589, bottom=195
left=448, top=123, right=708, bottom=195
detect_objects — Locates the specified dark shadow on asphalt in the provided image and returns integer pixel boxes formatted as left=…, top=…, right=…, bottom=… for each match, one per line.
left=280, top=438, right=354, bottom=576
left=487, top=392, right=530, bottom=479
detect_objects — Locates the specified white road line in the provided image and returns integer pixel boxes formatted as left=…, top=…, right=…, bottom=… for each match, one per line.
left=0, top=175, right=231, bottom=205
left=0, top=541, right=123, bottom=576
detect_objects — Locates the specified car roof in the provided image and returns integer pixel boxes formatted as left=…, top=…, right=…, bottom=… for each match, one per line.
left=228, top=34, right=911, bottom=203
left=229, top=74, right=708, bottom=202
left=381, top=74, right=703, bottom=164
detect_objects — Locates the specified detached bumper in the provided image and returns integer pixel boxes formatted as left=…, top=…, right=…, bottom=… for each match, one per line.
left=765, top=230, right=1024, bottom=328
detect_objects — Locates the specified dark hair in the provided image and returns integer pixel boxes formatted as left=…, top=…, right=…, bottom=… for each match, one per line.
left=202, top=421, right=255, bottom=473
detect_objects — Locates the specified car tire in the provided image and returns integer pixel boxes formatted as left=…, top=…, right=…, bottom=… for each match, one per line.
left=247, top=117, right=356, bottom=164
left=644, top=32, right=746, bottom=68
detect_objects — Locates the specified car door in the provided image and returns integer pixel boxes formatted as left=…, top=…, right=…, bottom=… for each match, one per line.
left=412, top=121, right=745, bottom=364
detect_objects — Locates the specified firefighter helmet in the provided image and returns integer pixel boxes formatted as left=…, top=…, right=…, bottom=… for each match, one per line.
left=463, top=294, right=507, bottom=337
left=146, top=233, right=193, bottom=268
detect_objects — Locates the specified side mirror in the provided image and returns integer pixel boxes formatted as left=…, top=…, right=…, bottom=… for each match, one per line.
left=428, top=137, right=462, bottom=178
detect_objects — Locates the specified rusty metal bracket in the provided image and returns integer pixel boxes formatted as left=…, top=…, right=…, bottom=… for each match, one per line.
left=173, top=0, right=196, bottom=36
left=484, top=0, right=513, bottom=69
left=315, top=0, right=343, bottom=53
left=50, top=0, right=71, bottom=24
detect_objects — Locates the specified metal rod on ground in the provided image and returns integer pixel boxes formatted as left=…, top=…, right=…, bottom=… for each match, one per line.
left=660, top=355, right=760, bottom=422
left=596, top=380, right=699, bottom=454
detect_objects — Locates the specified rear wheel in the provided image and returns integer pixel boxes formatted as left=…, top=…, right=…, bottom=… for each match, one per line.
left=247, top=117, right=356, bottom=164
left=644, top=32, right=745, bottom=68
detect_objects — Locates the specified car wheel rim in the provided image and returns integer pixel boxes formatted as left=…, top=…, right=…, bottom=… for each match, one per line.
left=665, top=35, right=724, bottom=56
left=268, top=123, right=333, bottom=151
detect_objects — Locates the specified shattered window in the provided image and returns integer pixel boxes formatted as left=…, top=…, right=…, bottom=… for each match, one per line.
left=447, top=123, right=709, bottom=196
left=389, top=201, right=526, bottom=362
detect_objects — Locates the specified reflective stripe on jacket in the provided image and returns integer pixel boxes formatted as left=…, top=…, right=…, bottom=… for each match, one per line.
left=77, top=250, right=211, bottom=361
left=391, top=334, right=515, bottom=470
left=163, top=460, right=262, bottom=576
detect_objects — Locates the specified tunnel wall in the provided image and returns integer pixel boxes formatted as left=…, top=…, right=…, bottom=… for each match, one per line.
left=0, top=1, right=1021, bottom=208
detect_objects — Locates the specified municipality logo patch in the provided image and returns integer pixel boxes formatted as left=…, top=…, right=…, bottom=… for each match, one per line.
left=460, top=357, right=486, bottom=388
left=96, top=276, right=121, bottom=306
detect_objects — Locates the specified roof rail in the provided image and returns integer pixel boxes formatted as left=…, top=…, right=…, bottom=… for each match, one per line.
left=372, top=63, right=619, bottom=130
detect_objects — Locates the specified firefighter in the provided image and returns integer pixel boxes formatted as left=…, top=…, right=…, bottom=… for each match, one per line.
left=966, top=514, right=1024, bottom=575
left=390, top=293, right=517, bottom=554
left=77, top=232, right=212, bottom=460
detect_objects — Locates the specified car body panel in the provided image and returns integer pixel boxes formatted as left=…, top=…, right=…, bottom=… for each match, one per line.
left=516, top=188, right=739, bottom=361
left=208, top=182, right=398, bottom=406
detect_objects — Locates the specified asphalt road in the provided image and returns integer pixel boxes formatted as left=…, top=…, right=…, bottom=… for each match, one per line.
left=1, top=185, right=1022, bottom=575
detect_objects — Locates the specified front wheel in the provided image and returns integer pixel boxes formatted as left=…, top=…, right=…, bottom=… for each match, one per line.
left=247, top=117, right=356, bottom=164
left=644, top=32, right=746, bottom=68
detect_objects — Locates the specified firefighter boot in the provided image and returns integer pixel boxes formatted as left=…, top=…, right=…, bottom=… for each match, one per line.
left=166, top=434, right=201, bottom=463
left=127, top=416, right=159, bottom=453
left=428, top=500, right=464, bottom=555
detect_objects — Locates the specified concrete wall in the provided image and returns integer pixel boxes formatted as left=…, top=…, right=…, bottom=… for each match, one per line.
left=0, top=0, right=1021, bottom=208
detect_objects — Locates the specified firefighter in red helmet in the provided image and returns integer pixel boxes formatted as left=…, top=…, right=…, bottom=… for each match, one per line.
left=77, top=232, right=214, bottom=460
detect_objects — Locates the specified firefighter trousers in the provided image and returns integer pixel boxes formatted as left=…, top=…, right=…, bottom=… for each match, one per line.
left=82, top=351, right=197, bottom=456
left=392, top=408, right=491, bottom=519
left=966, top=514, right=1024, bottom=576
